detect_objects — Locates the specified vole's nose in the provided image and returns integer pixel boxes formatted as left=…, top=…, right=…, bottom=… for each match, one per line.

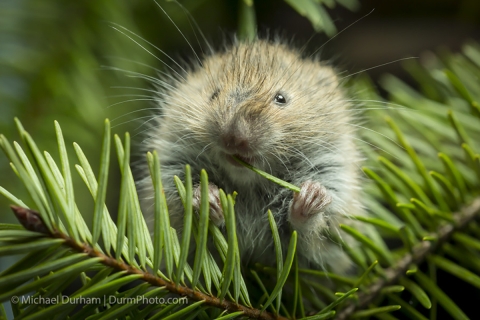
left=221, top=131, right=251, bottom=154
left=220, top=117, right=253, bottom=154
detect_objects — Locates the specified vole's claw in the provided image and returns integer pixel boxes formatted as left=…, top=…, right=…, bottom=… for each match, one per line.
left=290, top=180, right=332, bottom=224
left=193, top=183, right=225, bottom=227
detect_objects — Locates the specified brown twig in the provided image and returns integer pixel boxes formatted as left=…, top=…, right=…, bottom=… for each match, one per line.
left=11, top=205, right=286, bottom=320
left=12, top=198, right=480, bottom=319
left=336, top=197, right=480, bottom=320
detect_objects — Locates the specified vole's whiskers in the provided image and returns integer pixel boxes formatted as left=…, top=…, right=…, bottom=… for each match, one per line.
left=152, top=0, right=218, bottom=92
left=105, top=62, right=183, bottom=87
left=135, top=115, right=164, bottom=132
left=339, top=57, right=418, bottom=80
left=303, top=138, right=343, bottom=158
left=351, top=137, right=403, bottom=159
left=171, top=0, right=214, bottom=54
left=111, top=114, right=155, bottom=130
left=110, top=22, right=187, bottom=73
left=196, top=142, right=214, bottom=160
left=336, top=99, right=408, bottom=110
left=107, top=98, right=157, bottom=110
left=166, top=0, right=222, bottom=94
left=317, top=106, right=411, bottom=116
left=153, top=0, right=201, bottom=67
left=173, top=133, right=204, bottom=147
left=303, top=130, right=400, bottom=161
left=289, top=146, right=315, bottom=168
left=111, top=107, right=160, bottom=122
left=127, top=115, right=191, bottom=136
left=103, top=66, right=177, bottom=91
left=308, top=9, right=376, bottom=61
left=320, top=119, right=405, bottom=150
left=109, top=23, right=187, bottom=80
left=107, top=94, right=153, bottom=99
left=110, top=86, right=158, bottom=95
left=266, top=150, right=290, bottom=176
left=156, top=92, right=203, bottom=113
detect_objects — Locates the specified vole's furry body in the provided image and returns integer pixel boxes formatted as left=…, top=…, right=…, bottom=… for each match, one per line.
left=140, top=39, right=362, bottom=273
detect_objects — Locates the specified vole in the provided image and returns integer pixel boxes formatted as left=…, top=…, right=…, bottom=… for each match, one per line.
left=139, top=39, right=362, bottom=273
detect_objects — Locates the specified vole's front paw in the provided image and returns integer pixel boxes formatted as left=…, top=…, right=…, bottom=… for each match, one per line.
left=289, top=180, right=332, bottom=227
left=193, top=183, right=224, bottom=227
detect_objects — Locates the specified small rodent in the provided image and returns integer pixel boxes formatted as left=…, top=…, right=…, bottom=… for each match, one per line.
left=140, top=38, right=362, bottom=273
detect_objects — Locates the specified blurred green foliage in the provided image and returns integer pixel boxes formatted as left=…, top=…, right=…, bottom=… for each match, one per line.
left=0, top=0, right=226, bottom=224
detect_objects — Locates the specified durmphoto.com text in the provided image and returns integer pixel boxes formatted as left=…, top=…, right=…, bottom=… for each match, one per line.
left=11, top=295, right=188, bottom=306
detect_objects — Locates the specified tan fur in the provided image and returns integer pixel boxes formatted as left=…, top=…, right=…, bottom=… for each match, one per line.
left=139, top=38, right=363, bottom=273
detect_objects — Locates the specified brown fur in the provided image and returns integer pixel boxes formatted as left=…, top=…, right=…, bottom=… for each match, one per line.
left=140, top=39, right=363, bottom=273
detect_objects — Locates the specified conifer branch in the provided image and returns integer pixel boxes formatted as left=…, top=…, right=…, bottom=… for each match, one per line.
left=336, top=197, right=480, bottom=320
left=10, top=205, right=288, bottom=320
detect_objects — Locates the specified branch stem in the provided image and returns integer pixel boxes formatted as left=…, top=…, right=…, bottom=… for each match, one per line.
left=11, top=205, right=287, bottom=320
left=336, top=197, right=480, bottom=320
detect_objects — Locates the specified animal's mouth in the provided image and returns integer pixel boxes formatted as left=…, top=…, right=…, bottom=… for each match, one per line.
left=225, top=154, right=256, bottom=167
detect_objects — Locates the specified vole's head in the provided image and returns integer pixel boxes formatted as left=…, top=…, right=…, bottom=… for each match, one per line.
left=159, top=40, right=353, bottom=184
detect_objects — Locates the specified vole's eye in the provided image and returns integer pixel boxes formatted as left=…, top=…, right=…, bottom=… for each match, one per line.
left=210, top=88, right=220, bottom=101
left=274, top=93, right=286, bottom=105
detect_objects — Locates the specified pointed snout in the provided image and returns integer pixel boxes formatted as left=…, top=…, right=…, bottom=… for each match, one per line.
left=220, top=116, right=254, bottom=155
